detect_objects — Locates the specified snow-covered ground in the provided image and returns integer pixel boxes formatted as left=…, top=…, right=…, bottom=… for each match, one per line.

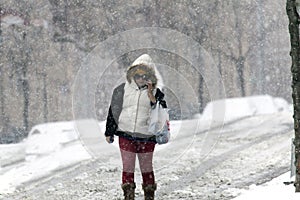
left=0, top=95, right=298, bottom=199
left=232, top=172, right=300, bottom=200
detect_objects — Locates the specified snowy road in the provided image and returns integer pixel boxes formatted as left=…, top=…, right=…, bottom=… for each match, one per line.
left=1, top=112, right=293, bottom=200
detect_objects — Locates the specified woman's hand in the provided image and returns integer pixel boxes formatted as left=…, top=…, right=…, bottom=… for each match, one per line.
left=147, top=80, right=156, bottom=103
left=106, top=136, right=114, bottom=143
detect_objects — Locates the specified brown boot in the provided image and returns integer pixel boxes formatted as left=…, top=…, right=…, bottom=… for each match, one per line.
left=142, top=183, right=157, bottom=200
left=121, top=182, right=136, bottom=200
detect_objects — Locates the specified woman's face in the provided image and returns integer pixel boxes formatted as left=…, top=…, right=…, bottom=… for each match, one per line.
left=134, top=73, right=148, bottom=87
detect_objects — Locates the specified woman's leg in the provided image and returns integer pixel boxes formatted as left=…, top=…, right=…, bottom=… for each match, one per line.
left=137, top=141, right=157, bottom=199
left=137, top=141, right=156, bottom=185
left=119, top=137, right=137, bottom=184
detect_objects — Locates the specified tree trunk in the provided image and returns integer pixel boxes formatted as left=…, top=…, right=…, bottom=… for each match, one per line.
left=237, top=57, right=246, bottom=96
left=22, top=32, right=29, bottom=135
left=42, top=72, right=48, bottom=123
left=0, top=16, right=4, bottom=132
left=287, top=0, right=300, bottom=192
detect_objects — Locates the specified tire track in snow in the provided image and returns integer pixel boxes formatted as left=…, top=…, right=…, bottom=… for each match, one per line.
left=156, top=126, right=293, bottom=198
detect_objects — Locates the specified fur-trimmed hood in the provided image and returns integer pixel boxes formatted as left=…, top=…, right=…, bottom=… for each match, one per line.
left=126, top=54, right=164, bottom=89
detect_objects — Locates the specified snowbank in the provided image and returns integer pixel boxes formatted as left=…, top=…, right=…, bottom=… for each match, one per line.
left=0, top=143, right=25, bottom=168
left=0, top=142, right=91, bottom=194
left=232, top=172, right=300, bottom=200
left=25, top=121, right=78, bottom=155
left=201, top=95, right=290, bottom=123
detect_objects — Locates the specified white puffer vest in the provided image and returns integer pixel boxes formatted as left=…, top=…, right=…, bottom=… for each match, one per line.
left=118, top=81, right=156, bottom=137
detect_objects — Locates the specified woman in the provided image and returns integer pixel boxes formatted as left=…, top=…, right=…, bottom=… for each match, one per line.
left=105, top=54, right=167, bottom=200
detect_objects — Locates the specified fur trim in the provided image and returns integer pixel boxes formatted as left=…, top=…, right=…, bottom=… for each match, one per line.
left=126, top=54, right=157, bottom=87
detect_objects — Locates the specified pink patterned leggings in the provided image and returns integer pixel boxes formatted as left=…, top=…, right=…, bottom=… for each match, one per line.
left=119, top=136, right=156, bottom=185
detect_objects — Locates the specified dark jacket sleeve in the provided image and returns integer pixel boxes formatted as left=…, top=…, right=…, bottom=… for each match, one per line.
left=150, top=88, right=167, bottom=108
left=104, top=83, right=125, bottom=137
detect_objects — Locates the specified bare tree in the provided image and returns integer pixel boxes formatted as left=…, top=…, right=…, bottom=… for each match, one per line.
left=214, top=1, right=255, bottom=97
left=0, top=8, right=30, bottom=140
left=7, top=29, right=30, bottom=135
left=0, top=8, right=7, bottom=140
left=287, top=0, right=300, bottom=192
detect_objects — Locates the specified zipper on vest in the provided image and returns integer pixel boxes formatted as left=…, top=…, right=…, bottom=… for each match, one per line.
left=133, top=90, right=142, bottom=132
